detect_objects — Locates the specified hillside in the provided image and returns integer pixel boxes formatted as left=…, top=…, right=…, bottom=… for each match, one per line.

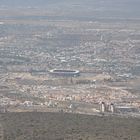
left=0, top=112, right=140, bottom=140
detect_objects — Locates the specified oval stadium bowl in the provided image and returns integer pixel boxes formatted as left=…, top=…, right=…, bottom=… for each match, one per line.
left=49, top=69, right=80, bottom=77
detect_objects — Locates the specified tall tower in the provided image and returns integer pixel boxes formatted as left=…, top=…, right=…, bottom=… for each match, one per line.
left=101, top=102, right=105, bottom=113
left=109, top=103, right=115, bottom=113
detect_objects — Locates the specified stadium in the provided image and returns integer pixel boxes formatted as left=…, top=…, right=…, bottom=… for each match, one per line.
left=49, top=69, right=80, bottom=77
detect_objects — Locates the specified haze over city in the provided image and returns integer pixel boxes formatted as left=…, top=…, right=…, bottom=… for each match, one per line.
left=0, top=0, right=140, bottom=140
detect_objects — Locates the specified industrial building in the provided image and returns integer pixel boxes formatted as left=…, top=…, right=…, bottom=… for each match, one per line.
left=115, top=106, right=139, bottom=114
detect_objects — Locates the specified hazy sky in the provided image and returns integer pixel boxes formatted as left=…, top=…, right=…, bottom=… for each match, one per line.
left=0, top=0, right=140, bottom=19
left=0, top=0, right=140, bottom=8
